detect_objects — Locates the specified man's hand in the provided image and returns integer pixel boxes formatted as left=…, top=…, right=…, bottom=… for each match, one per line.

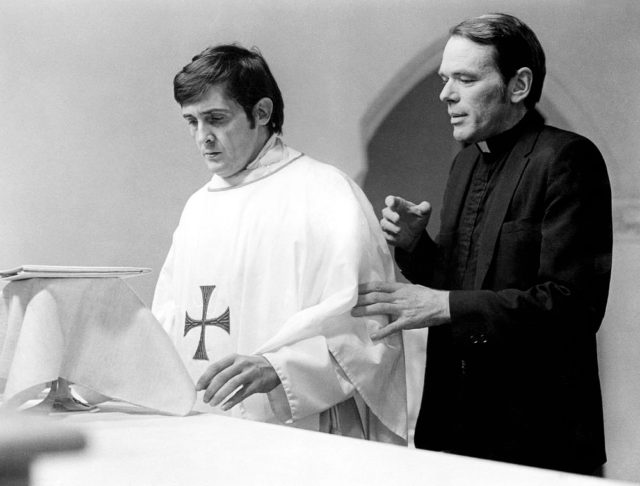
left=380, top=195, right=431, bottom=251
left=352, top=281, right=450, bottom=340
left=196, top=354, right=281, bottom=411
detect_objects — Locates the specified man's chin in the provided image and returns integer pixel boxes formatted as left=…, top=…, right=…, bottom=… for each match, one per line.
left=452, top=126, right=484, bottom=145
left=452, top=130, right=471, bottom=144
left=206, top=164, right=228, bottom=177
left=207, top=165, right=247, bottom=180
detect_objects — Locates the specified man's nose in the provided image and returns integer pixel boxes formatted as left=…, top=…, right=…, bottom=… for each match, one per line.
left=439, top=79, right=458, bottom=103
left=196, top=124, right=214, bottom=145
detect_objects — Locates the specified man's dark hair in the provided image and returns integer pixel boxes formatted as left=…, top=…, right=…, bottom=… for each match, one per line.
left=450, top=13, right=546, bottom=109
left=174, top=44, right=284, bottom=134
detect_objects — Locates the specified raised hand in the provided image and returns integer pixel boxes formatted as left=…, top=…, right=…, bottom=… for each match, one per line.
left=380, top=195, right=431, bottom=251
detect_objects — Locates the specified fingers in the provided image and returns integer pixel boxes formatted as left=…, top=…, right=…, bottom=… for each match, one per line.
left=382, top=231, right=397, bottom=244
left=201, top=359, right=243, bottom=404
left=370, top=318, right=408, bottom=341
left=196, top=354, right=235, bottom=391
left=357, top=281, right=400, bottom=294
left=382, top=196, right=406, bottom=227
left=381, top=200, right=402, bottom=243
left=210, top=375, right=245, bottom=408
left=198, top=355, right=279, bottom=411
left=380, top=216, right=400, bottom=234
left=385, top=195, right=408, bottom=211
left=201, top=361, right=248, bottom=408
left=380, top=217, right=402, bottom=246
left=352, top=302, right=397, bottom=317
left=414, top=201, right=431, bottom=217
left=381, top=205, right=400, bottom=225
left=218, top=378, right=263, bottom=411
left=384, top=194, right=398, bottom=209
left=385, top=195, right=430, bottom=217
left=355, top=290, right=394, bottom=305
left=370, top=325, right=399, bottom=341
left=218, top=384, right=247, bottom=411
left=352, top=282, right=402, bottom=317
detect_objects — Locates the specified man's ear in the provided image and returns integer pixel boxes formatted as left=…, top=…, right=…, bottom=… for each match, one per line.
left=509, top=67, right=533, bottom=104
left=253, top=97, right=273, bottom=127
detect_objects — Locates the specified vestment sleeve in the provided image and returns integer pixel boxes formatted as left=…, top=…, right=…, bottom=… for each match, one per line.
left=448, top=137, right=612, bottom=341
left=262, top=336, right=354, bottom=423
left=254, top=170, right=407, bottom=441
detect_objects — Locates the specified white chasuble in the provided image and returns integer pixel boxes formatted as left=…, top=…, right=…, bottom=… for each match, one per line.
left=152, top=137, right=407, bottom=443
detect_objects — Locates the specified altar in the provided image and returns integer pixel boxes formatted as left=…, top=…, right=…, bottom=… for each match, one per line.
left=27, top=401, right=635, bottom=486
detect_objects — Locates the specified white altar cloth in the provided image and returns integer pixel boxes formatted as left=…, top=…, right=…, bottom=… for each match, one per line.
left=0, top=278, right=195, bottom=415
left=31, top=402, right=634, bottom=486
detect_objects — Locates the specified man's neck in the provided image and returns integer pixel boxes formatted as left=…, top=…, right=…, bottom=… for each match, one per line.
left=478, top=108, right=534, bottom=155
left=245, top=130, right=272, bottom=167
left=497, top=106, right=528, bottom=138
left=222, top=130, right=272, bottom=181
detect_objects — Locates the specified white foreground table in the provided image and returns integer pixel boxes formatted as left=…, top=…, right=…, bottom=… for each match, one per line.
left=30, top=403, right=636, bottom=486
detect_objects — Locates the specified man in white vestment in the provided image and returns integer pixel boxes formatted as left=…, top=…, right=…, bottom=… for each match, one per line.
left=152, top=44, right=407, bottom=444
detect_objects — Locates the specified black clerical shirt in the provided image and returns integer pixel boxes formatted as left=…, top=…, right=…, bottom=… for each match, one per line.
left=451, top=115, right=531, bottom=291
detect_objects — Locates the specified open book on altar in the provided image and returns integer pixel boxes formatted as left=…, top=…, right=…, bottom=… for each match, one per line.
left=0, top=265, right=151, bottom=281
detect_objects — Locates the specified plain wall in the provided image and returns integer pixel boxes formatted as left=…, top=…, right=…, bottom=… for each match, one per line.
left=1, top=0, right=639, bottom=481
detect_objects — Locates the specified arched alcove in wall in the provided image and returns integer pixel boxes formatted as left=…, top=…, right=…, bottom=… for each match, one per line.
left=362, top=70, right=455, bottom=234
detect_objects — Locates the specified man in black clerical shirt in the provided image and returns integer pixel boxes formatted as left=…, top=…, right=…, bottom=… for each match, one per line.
left=353, top=13, right=612, bottom=475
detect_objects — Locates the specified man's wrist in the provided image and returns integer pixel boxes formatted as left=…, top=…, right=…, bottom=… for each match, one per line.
left=258, top=355, right=281, bottom=391
left=404, top=230, right=425, bottom=253
left=434, top=289, right=451, bottom=325
left=441, top=290, right=451, bottom=321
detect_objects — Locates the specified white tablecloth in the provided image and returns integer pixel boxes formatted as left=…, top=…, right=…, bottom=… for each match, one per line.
left=0, top=278, right=194, bottom=415
left=30, top=402, right=632, bottom=486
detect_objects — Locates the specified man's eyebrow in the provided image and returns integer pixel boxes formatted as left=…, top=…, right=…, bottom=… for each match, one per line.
left=446, top=70, right=478, bottom=79
left=183, top=108, right=231, bottom=118
left=202, top=108, right=230, bottom=114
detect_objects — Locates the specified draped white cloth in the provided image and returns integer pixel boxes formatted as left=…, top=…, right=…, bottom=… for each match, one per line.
left=0, top=278, right=195, bottom=415
left=152, top=137, right=407, bottom=442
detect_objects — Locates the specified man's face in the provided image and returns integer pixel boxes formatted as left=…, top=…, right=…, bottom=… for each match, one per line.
left=181, top=84, right=264, bottom=178
left=438, top=36, right=514, bottom=144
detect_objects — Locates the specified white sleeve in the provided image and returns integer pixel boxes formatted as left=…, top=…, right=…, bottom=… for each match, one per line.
left=255, top=166, right=406, bottom=440
left=262, top=335, right=354, bottom=423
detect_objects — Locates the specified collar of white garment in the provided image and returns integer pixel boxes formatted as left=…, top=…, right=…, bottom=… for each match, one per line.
left=207, top=134, right=303, bottom=191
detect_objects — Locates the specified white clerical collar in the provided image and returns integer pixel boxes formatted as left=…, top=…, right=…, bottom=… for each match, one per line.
left=476, top=141, right=491, bottom=153
left=207, top=134, right=302, bottom=191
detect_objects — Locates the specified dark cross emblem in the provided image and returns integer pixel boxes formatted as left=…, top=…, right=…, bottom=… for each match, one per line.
left=184, top=285, right=230, bottom=361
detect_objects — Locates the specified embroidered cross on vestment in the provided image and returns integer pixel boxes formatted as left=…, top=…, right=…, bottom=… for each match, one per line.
left=184, top=285, right=230, bottom=360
